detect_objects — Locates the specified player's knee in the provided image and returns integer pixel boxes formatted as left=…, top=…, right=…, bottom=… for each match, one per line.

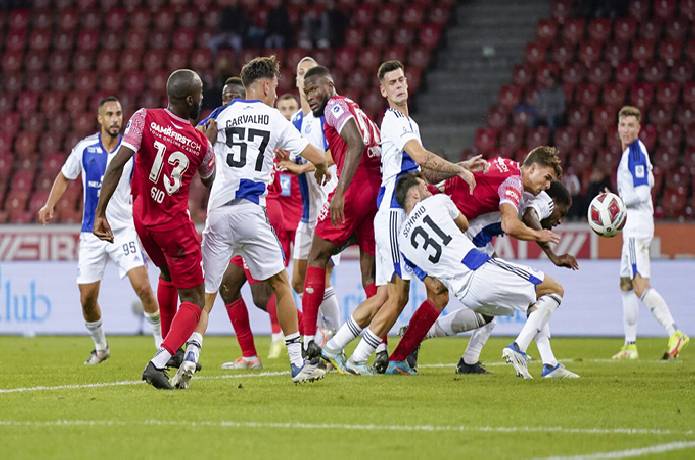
left=80, top=291, right=98, bottom=309
left=632, top=276, right=650, bottom=298
left=219, top=283, right=240, bottom=304
left=131, top=280, right=153, bottom=302
left=291, top=275, right=304, bottom=295
left=620, top=278, right=633, bottom=292
left=538, top=276, right=564, bottom=298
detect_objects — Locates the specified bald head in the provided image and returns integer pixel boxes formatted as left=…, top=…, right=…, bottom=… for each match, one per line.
left=166, top=69, right=204, bottom=121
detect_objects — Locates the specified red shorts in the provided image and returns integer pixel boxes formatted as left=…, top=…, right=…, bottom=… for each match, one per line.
left=266, top=197, right=293, bottom=266
left=315, top=174, right=379, bottom=255
left=134, top=213, right=203, bottom=289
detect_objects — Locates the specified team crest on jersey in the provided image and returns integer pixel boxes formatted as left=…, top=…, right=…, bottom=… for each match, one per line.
left=331, top=103, right=344, bottom=117
left=635, top=165, right=645, bottom=178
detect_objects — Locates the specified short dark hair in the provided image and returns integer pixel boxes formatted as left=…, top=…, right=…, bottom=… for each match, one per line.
left=522, top=146, right=563, bottom=178
left=546, top=180, right=571, bottom=207
left=240, top=56, right=280, bottom=87
left=378, top=60, right=404, bottom=81
left=278, top=93, right=298, bottom=103
left=98, top=96, right=119, bottom=108
left=618, top=105, right=641, bottom=122
left=395, top=173, right=425, bottom=209
left=303, top=65, right=331, bottom=80
left=224, top=76, right=243, bottom=87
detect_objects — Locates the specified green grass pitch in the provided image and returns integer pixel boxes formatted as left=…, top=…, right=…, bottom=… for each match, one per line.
left=1, top=336, right=693, bottom=459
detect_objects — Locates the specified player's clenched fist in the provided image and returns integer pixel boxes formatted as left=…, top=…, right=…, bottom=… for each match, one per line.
left=93, top=216, right=114, bottom=243
left=37, top=205, right=54, bottom=224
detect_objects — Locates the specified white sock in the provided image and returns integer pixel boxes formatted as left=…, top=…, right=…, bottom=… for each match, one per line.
left=621, top=290, right=639, bottom=343
left=463, top=319, right=495, bottom=365
left=185, top=332, right=203, bottom=363
left=243, top=355, right=258, bottom=362
left=85, top=319, right=107, bottom=352
left=640, top=288, right=677, bottom=336
left=325, top=314, right=362, bottom=353
left=150, top=348, right=172, bottom=369
left=516, top=294, right=562, bottom=352
left=271, top=332, right=284, bottom=343
left=376, top=341, right=387, bottom=354
left=430, top=308, right=489, bottom=338
left=285, top=332, right=303, bottom=367
left=144, top=311, right=163, bottom=349
left=350, top=327, right=380, bottom=362
left=535, top=323, right=557, bottom=366
left=318, top=287, right=341, bottom=331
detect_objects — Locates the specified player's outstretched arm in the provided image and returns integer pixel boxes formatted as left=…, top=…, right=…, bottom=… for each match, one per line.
left=453, top=212, right=469, bottom=233
left=93, top=145, right=134, bottom=243
left=404, top=140, right=476, bottom=192
left=38, top=172, right=72, bottom=224
left=298, top=143, right=331, bottom=185
left=523, top=208, right=578, bottom=270
left=331, top=118, right=365, bottom=224
left=500, top=203, right=560, bottom=244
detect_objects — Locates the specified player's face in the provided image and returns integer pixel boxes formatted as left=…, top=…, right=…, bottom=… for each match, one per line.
left=296, top=59, right=317, bottom=93
left=543, top=202, right=568, bottom=228
left=524, top=164, right=556, bottom=195
left=261, top=76, right=279, bottom=106
left=380, top=68, right=408, bottom=105
left=304, top=75, right=331, bottom=117
left=618, top=115, right=640, bottom=147
left=277, top=98, right=299, bottom=120
left=97, top=101, right=123, bottom=138
left=222, top=83, right=244, bottom=104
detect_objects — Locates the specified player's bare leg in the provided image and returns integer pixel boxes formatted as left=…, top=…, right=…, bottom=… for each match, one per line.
left=79, top=282, right=110, bottom=365
left=503, top=276, right=564, bottom=380
left=126, top=266, right=162, bottom=349
left=269, top=269, right=324, bottom=383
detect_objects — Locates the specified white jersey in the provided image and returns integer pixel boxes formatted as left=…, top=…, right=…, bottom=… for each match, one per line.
left=399, top=194, right=491, bottom=295
left=61, top=132, right=134, bottom=233
left=466, top=191, right=553, bottom=250
left=208, top=100, right=309, bottom=211
left=378, top=108, right=421, bottom=210
left=617, top=139, right=654, bottom=239
left=291, top=110, right=337, bottom=223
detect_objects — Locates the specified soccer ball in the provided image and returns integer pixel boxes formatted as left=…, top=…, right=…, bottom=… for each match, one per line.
left=587, top=192, right=627, bottom=238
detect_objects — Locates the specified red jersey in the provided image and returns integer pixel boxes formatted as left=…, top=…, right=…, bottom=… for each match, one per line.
left=122, top=108, right=215, bottom=229
left=323, top=95, right=381, bottom=182
left=443, top=157, right=524, bottom=219
left=267, top=161, right=303, bottom=231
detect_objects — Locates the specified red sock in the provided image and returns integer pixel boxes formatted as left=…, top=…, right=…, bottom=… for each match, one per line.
left=225, top=298, right=257, bottom=358
left=381, top=335, right=388, bottom=345
left=161, top=301, right=201, bottom=355
left=301, top=265, right=326, bottom=337
left=266, top=295, right=282, bottom=334
left=364, top=283, right=377, bottom=298
left=157, top=278, right=178, bottom=338
left=390, top=300, right=440, bottom=361
left=296, top=308, right=304, bottom=336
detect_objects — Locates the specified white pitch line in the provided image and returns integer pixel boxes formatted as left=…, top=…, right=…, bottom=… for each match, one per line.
left=536, top=440, right=695, bottom=459
left=0, top=420, right=693, bottom=438
left=0, top=371, right=288, bottom=394
left=419, top=358, right=617, bottom=369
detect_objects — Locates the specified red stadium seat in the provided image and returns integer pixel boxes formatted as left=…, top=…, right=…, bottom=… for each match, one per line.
left=22, top=113, right=45, bottom=133
left=682, top=150, right=695, bottom=174
left=429, top=4, right=452, bottom=25
left=474, top=127, right=498, bottom=154
left=379, top=3, right=400, bottom=27
left=536, top=18, right=558, bottom=45
left=659, top=124, right=683, bottom=149
left=312, top=49, right=333, bottom=68
left=615, top=62, right=639, bottom=85
left=604, top=41, right=628, bottom=67
left=9, top=9, right=30, bottom=30
left=526, top=126, right=550, bottom=148
left=382, top=45, right=407, bottom=64
left=638, top=124, right=657, bottom=152
left=579, top=126, right=605, bottom=150
left=578, top=41, right=602, bottom=67
left=150, top=31, right=170, bottom=50
left=402, top=4, right=425, bottom=28
left=659, top=39, right=683, bottom=65
left=656, top=81, right=680, bottom=107
left=14, top=132, right=39, bottom=159
left=637, top=21, right=662, bottom=41
left=631, top=38, right=656, bottom=65
left=59, top=9, right=79, bottom=31
left=53, top=31, right=75, bottom=52
left=498, top=84, right=522, bottom=110
left=562, top=18, right=585, bottom=44
left=685, top=39, right=695, bottom=63
left=524, top=41, right=547, bottom=67
left=16, top=91, right=38, bottom=116
left=96, top=50, right=118, bottom=73
left=576, top=82, right=600, bottom=107
left=81, top=9, right=101, bottom=29
left=48, top=51, right=71, bottom=74
left=613, top=17, right=637, bottom=43
left=65, top=91, right=88, bottom=113
left=74, top=50, right=97, bottom=72
left=25, top=72, right=48, bottom=92
left=670, top=61, right=693, bottom=84
left=648, top=105, right=674, bottom=127
left=369, top=28, right=391, bottom=49
left=587, top=18, right=611, bottom=43
left=131, top=9, right=151, bottom=29
left=512, top=64, right=534, bottom=87
left=190, top=49, right=212, bottom=71
left=5, top=30, right=27, bottom=52
left=99, top=73, right=120, bottom=94
left=345, top=28, right=365, bottom=48
left=566, top=106, right=589, bottom=128
left=628, top=0, right=650, bottom=20
left=123, top=71, right=146, bottom=96
left=419, top=23, right=442, bottom=49
left=512, top=109, right=533, bottom=127
left=603, top=82, right=626, bottom=106
left=74, top=72, right=98, bottom=94
left=682, top=0, right=695, bottom=20
left=592, top=105, right=615, bottom=130
left=408, top=46, right=430, bottom=69
left=587, top=62, right=611, bottom=85
left=29, top=29, right=51, bottom=52
left=551, top=43, right=575, bottom=67
left=487, top=107, right=509, bottom=129
left=554, top=126, right=577, bottom=151
left=178, top=9, right=199, bottom=29
left=630, top=82, right=655, bottom=110
left=498, top=127, right=524, bottom=157
left=394, top=28, right=415, bottom=48
left=654, top=0, right=677, bottom=20
left=125, top=30, right=148, bottom=52
left=354, top=4, right=374, bottom=27
left=654, top=147, right=680, bottom=171
left=642, top=61, right=667, bottom=84
left=664, top=18, right=687, bottom=41
left=77, top=29, right=99, bottom=52
left=2, top=51, right=23, bottom=74
left=551, top=0, right=572, bottom=22
left=0, top=94, right=16, bottom=114
left=334, top=48, right=357, bottom=73
left=105, top=8, right=126, bottom=31
left=173, top=29, right=196, bottom=51
left=677, top=106, right=695, bottom=126
left=571, top=148, right=595, bottom=173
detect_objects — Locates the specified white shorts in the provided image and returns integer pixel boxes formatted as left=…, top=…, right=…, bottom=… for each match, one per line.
left=203, top=202, right=286, bottom=293
left=375, top=208, right=412, bottom=286
left=292, top=219, right=341, bottom=265
left=620, top=237, right=651, bottom=279
left=456, top=258, right=544, bottom=317
left=76, top=227, right=145, bottom=284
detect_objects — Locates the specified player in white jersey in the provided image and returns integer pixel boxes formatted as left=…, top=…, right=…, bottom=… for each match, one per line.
left=200, top=56, right=331, bottom=383
left=420, top=181, right=579, bottom=378
left=395, top=174, right=565, bottom=379
left=612, top=106, right=689, bottom=360
left=321, top=60, right=481, bottom=375
left=38, top=97, right=161, bottom=364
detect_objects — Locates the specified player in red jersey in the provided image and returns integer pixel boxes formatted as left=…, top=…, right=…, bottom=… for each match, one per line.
left=298, top=65, right=382, bottom=362
left=94, top=69, right=215, bottom=390
left=388, top=147, right=564, bottom=372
